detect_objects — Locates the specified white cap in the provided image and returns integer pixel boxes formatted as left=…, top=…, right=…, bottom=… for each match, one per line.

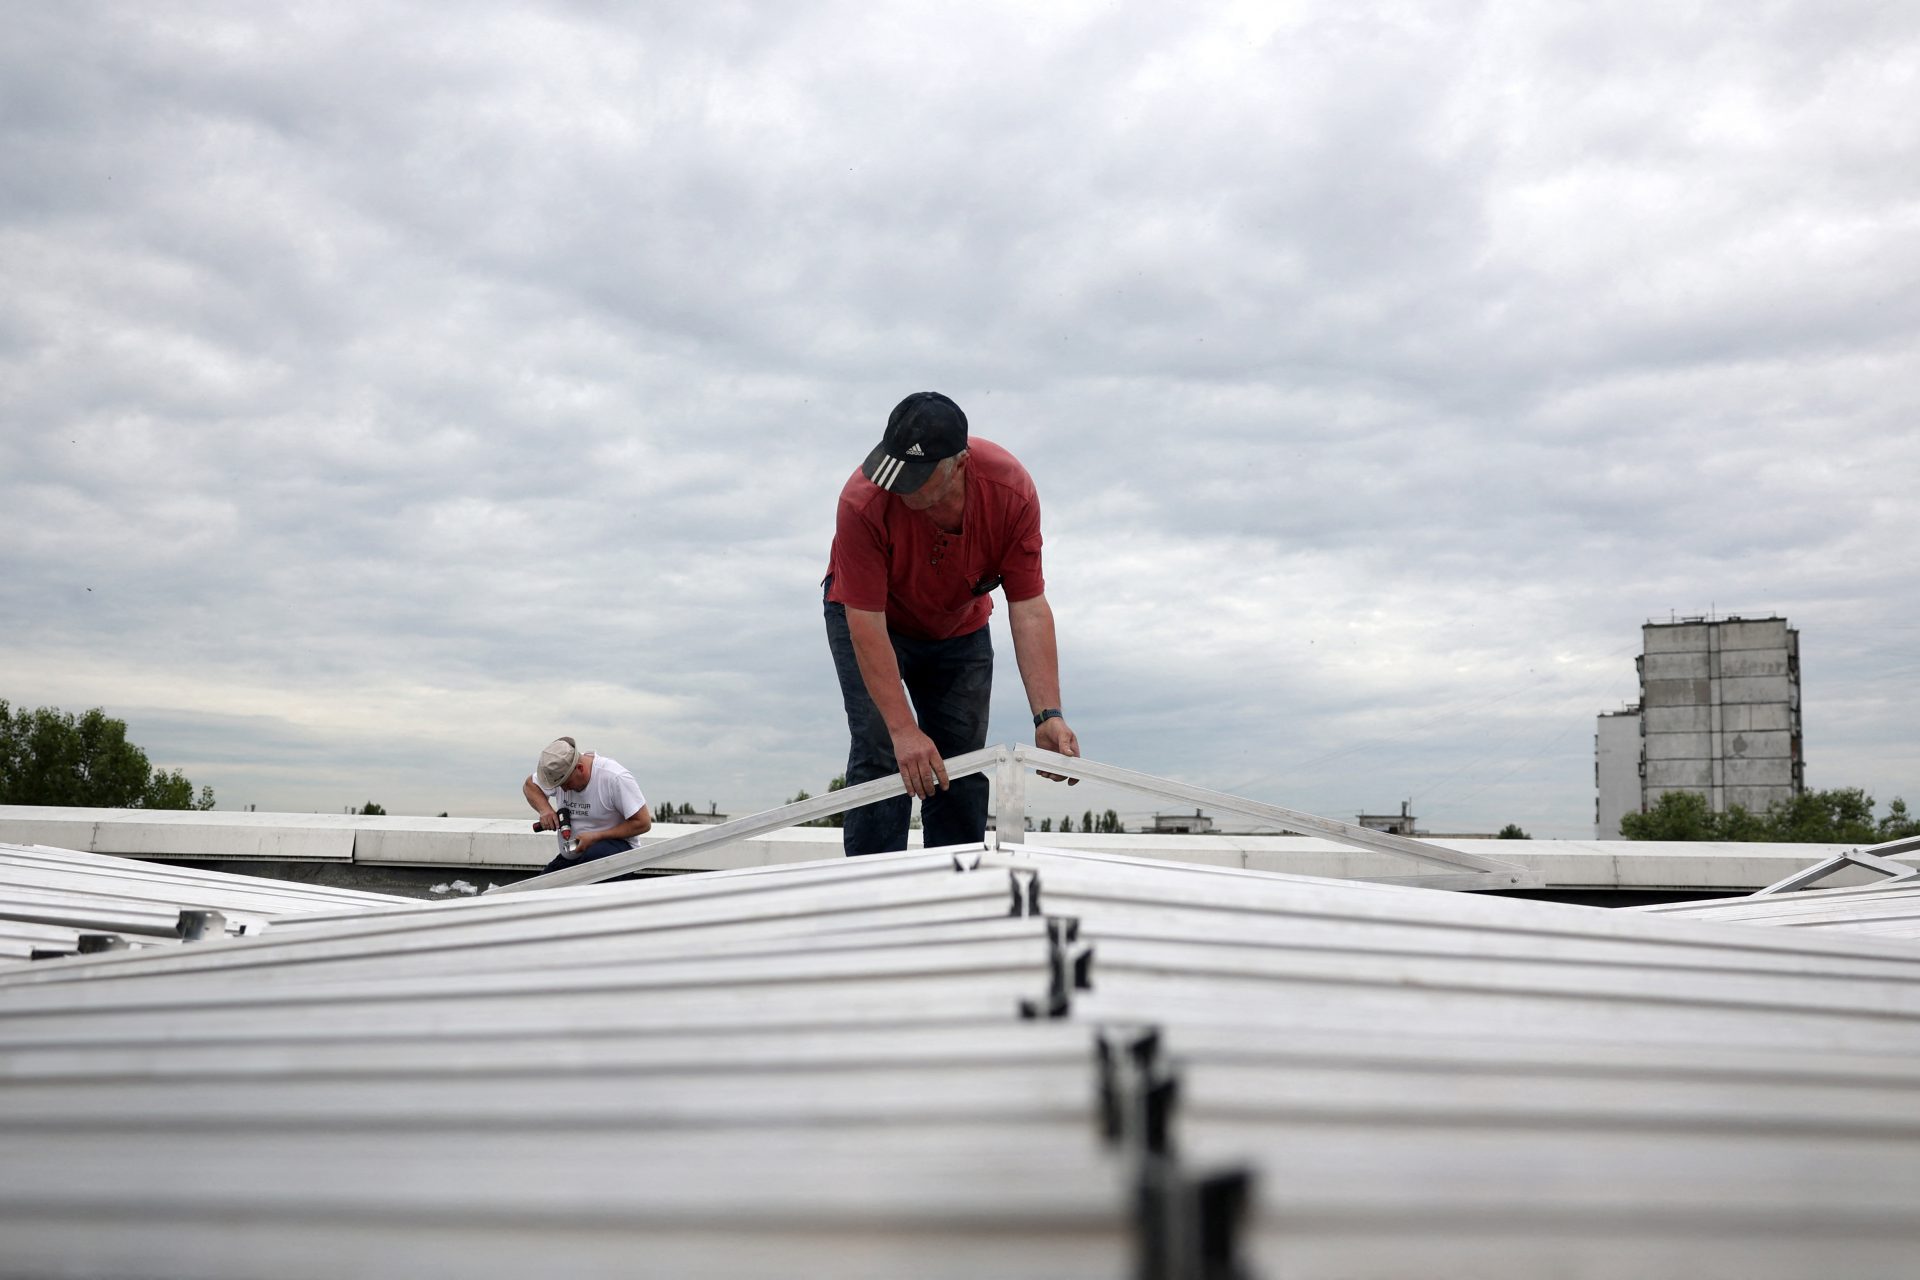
left=536, top=737, right=579, bottom=788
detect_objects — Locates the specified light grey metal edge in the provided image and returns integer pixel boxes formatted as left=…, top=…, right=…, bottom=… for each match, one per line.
left=1012, top=745, right=1539, bottom=886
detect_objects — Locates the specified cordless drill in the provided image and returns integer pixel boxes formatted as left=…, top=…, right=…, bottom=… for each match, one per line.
left=533, top=805, right=577, bottom=859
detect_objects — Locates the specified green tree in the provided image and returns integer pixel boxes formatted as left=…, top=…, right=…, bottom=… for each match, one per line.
left=1497, top=824, right=1530, bottom=840
left=1765, top=787, right=1877, bottom=844
left=0, top=700, right=214, bottom=810
left=358, top=801, right=386, bottom=816
left=145, top=768, right=215, bottom=811
left=1715, top=804, right=1773, bottom=841
left=1039, top=817, right=1052, bottom=832
left=1619, top=790, right=1721, bottom=841
left=1620, top=787, right=1908, bottom=843
left=1879, top=798, right=1920, bottom=841
left=1059, top=815, right=1073, bottom=833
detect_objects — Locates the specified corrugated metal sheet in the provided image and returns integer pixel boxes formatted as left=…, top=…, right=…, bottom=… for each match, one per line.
left=0, top=843, right=409, bottom=963
left=7, top=844, right=1920, bottom=1277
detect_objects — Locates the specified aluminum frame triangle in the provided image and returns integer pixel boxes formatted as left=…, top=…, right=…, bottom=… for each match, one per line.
left=493, top=744, right=1538, bottom=894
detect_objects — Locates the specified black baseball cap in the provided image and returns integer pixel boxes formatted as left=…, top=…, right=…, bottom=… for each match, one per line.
left=861, top=391, right=969, bottom=494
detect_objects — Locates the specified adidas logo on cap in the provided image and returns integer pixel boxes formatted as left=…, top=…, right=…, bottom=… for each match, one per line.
left=906, top=443, right=924, bottom=457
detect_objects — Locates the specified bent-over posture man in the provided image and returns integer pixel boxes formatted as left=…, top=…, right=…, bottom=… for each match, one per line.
left=522, top=736, right=653, bottom=873
left=823, top=390, right=1080, bottom=855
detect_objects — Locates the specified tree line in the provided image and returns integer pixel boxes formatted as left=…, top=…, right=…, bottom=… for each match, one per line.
left=1622, top=787, right=1919, bottom=843
left=0, top=701, right=214, bottom=810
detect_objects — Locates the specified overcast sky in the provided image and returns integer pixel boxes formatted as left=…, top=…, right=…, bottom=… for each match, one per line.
left=4, top=1, right=1916, bottom=838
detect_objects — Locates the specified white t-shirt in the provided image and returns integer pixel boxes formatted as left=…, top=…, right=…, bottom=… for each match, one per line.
left=542, top=754, right=647, bottom=835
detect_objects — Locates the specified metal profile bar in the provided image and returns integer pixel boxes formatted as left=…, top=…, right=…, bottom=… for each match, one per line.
left=273, top=847, right=968, bottom=932
left=1353, top=871, right=1548, bottom=892
left=977, top=849, right=1920, bottom=968
left=0, top=1062, right=1105, bottom=1129
left=989, top=894, right=1920, bottom=981
left=0, top=875, right=1036, bottom=997
left=1859, top=833, right=1920, bottom=860
left=0, top=846, right=406, bottom=909
left=995, top=750, right=1027, bottom=846
left=0, top=903, right=186, bottom=938
left=0, top=855, right=983, bottom=991
left=1753, top=849, right=1920, bottom=897
left=1012, top=746, right=1536, bottom=884
left=492, top=746, right=1012, bottom=893
left=0, top=967, right=1061, bottom=1049
left=9, top=911, right=1044, bottom=1007
left=0, top=921, right=1054, bottom=1011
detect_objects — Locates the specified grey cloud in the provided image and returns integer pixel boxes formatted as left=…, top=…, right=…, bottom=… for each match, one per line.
left=3, top=1, right=1916, bottom=837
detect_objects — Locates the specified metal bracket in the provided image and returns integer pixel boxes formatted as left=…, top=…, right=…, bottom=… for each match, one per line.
left=1096, top=1024, right=1253, bottom=1279
left=994, top=749, right=1027, bottom=847
left=1008, top=868, right=1043, bottom=917
left=1018, top=916, right=1091, bottom=1019
left=177, top=909, right=228, bottom=942
left=1135, top=1162, right=1255, bottom=1280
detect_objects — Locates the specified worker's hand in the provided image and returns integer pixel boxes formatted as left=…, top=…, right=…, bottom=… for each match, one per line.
left=891, top=725, right=949, bottom=799
left=533, top=811, right=559, bottom=831
left=1035, top=716, right=1081, bottom=786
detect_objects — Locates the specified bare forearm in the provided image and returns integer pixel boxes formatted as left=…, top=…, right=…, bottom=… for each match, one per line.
left=1009, top=593, right=1080, bottom=772
left=1007, top=594, right=1063, bottom=714
left=522, top=777, right=556, bottom=819
left=846, top=607, right=918, bottom=734
left=845, top=605, right=951, bottom=796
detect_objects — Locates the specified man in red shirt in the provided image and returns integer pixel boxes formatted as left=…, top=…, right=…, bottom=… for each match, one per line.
left=823, top=391, right=1081, bottom=855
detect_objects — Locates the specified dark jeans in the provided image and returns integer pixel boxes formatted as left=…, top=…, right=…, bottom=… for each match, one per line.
left=824, top=582, right=994, bottom=856
left=543, top=836, right=633, bottom=875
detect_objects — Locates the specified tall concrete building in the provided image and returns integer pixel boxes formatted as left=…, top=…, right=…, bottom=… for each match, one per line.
left=1595, top=616, right=1803, bottom=838
left=1594, top=706, right=1643, bottom=839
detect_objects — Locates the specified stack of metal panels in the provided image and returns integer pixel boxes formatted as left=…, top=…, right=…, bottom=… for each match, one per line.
left=8, top=845, right=1920, bottom=1277
left=0, top=843, right=409, bottom=964
left=0, top=850, right=1146, bottom=1279
left=998, top=846, right=1920, bottom=1277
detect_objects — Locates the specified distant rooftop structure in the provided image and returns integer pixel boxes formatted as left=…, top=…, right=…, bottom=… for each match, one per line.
left=1147, top=809, right=1214, bottom=835
left=1356, top=800, right=1416, bottom=837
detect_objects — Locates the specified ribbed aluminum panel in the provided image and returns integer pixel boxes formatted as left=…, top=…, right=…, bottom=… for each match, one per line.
left=9, top=844, right=1920, bottom=1277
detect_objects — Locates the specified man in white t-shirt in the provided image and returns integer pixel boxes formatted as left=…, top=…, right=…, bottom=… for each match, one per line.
left=521, top=736, right=654, bottom=873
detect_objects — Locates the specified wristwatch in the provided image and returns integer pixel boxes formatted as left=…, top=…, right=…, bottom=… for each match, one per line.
left=1033, top=708, right=1064, bottom=728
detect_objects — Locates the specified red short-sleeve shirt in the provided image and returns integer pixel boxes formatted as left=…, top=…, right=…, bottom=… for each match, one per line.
left=825, top=437, right=1045, bottom=641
